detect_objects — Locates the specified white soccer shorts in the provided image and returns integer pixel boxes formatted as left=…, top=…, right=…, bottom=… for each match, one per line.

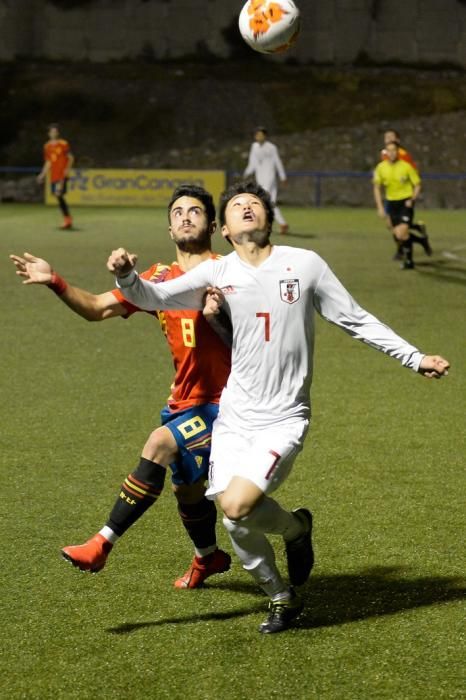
left=206, top=416, right=309, bottom=499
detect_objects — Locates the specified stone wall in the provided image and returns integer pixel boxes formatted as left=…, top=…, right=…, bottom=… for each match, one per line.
left=3, top=110, right=465, bottom=208
left=1, top=0, right=466, bottom=66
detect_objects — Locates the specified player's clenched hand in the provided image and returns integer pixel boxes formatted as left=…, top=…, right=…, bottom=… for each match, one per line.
left=9, top=252, right=53, bottom=284
left=203, top=287, right=232, bottom=348
left=203, top=286, right=225, bottom=317
left=418, top=355, right=450, bottom=379
left=107, top=248, right=138, bottom=278
left=376, top=206, right=386, bottom=219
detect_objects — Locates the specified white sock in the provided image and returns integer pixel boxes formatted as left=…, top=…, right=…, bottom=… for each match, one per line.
left=246, top=559, right=289, bottom=599
left=99, top=526, right=119, bottom=544
left=194, top=544, right=217, bottom=558
left=245, top=497, right=303, bottom=541
left=271, top=589, right=292, bottom=603
left=223, top=516, right=287, bottom=598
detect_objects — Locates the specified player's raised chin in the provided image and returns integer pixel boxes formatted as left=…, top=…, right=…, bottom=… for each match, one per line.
left=221, top=195, right=271, bottom=246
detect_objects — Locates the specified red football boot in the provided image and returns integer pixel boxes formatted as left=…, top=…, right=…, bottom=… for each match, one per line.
left=174, top=549, right=231, bottom=589
left=60, top=216, right=73, bottom=230
left=61, top=533, right=113, bottom=573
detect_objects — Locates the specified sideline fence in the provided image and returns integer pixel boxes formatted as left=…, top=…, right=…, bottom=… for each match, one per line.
left=1, top=167, right=465, bottom=208
left=229, top=170, right=466, bottom=208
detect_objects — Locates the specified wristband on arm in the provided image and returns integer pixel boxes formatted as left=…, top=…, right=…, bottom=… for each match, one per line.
left=47, top=272, right=68, bottom=296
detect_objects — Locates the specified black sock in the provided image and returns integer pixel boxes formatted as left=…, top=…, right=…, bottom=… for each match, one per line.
left=177, top=498, right=217, bottom=552
left=106, top=458, right=166, bottom=537
left=410, top=232, right=425, bottom=245
left=411, top=223, right=423, bottom=234
left=402, top=239, right=413, bottom=264
left=57, top=195, right=70, bottom=217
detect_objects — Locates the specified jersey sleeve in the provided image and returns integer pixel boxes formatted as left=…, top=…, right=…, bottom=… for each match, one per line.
left=313, top=262, right=423, bottom=371
left=406, top=162, right=421, bottom=187
left=111, top=266, right=160, bottom=317
left=372, top=163, right=382, bottom=185
left=110, top=289, right=145, bottom=317
left=116, top=259, right=216, bottom=311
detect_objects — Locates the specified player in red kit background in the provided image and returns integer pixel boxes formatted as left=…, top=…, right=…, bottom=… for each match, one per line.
left=37, top=123, right=74, bottom=230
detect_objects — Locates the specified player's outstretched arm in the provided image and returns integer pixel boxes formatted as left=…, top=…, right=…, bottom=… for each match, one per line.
left=10, top=252, right=125, bottom=321
left=418, top=355, right=450, bottom=379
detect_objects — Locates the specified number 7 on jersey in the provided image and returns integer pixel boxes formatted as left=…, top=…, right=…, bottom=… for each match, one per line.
left=256, top=312, right=270, bottom=342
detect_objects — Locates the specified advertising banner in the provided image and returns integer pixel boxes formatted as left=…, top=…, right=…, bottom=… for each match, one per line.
left=45, top=169, right=226, bottom=207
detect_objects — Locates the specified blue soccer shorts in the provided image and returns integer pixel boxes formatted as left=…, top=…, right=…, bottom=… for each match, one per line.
left=51, top=178, right=68, bottom=196
left=160, top=403, right=219, bottom=486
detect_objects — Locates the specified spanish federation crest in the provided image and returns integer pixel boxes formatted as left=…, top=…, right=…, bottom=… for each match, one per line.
left=279, top=278, right=300, bottom=304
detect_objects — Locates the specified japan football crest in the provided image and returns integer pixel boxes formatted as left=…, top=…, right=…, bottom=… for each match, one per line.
left=279, top=278, right=300, bottom=304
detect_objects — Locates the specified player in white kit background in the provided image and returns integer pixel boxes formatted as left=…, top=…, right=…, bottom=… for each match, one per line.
left=244, top=126, right=289, bottom=235
left=108, top=181, right=450, bottom=634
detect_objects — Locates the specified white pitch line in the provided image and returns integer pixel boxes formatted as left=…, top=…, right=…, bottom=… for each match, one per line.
left=441, top=242, right=466, bottom=263
left=441, top=251, right=466, bottom=263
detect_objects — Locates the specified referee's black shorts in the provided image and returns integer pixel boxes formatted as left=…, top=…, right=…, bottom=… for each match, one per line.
left=386, top=198, right=414, bottom=227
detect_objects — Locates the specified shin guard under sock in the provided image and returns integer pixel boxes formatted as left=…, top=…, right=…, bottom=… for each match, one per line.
left=177, top=498, right=217, bottom=550
left=106, top=457, right=166, bottom=537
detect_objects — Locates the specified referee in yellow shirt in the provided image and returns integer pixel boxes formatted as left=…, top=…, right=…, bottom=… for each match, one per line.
left=373, top=141, right=432, bottom=269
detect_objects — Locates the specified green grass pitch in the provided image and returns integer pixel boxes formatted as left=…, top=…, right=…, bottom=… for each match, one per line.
left=0, top=204, right=464, bottom=699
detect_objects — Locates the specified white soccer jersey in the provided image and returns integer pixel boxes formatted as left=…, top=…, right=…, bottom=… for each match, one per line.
left=117, top=247, right=423, bottom=430
left=244, top=141, right=286, bottom=195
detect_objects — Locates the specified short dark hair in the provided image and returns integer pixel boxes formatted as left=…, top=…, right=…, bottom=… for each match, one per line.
left=255, top=126, right=268, bottom=135
left=384, top=128, right=400, bottom=140
left=167, top=184, right=216, bottom=223
left=219, top=180, right=274, bottom=228
left=48, top=123, right=59, bottom=130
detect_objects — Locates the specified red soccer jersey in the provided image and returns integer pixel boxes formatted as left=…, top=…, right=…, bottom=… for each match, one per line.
left=381, top=145, right=418, bottom=171
left=111, top=257, right=231, bottom=412
left=43, top=139, right=71, bottom=182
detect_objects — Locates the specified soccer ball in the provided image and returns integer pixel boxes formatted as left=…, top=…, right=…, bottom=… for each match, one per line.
left=238, top=0, right=301, bottom=55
